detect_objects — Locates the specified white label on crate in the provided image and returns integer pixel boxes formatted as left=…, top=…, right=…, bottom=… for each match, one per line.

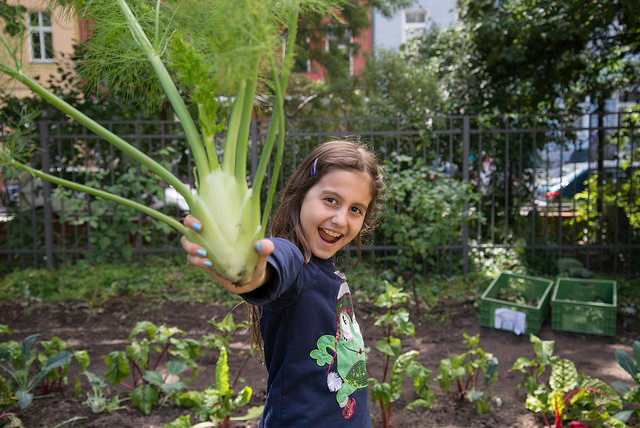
left=494, top=308, right=527, bottom=335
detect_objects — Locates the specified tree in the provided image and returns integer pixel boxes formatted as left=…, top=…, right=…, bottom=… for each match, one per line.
left=411, top=0, right=640, bottom=115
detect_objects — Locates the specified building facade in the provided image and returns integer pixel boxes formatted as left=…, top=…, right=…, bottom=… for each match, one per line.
left=372, top=0, right=456, bottom=50
left=1, top=0, right=81, bottom=97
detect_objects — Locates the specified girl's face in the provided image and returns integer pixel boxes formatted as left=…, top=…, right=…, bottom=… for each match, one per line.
left=299, top=169, right=373, bottom=259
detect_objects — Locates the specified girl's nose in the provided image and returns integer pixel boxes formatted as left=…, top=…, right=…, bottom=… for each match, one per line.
left=332, top=208, right=348, bottom=227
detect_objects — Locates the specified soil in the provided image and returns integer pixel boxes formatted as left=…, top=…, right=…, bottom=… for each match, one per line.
left=1, top=294, right=639, bottom=428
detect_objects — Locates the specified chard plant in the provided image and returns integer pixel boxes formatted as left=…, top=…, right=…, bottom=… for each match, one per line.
left=511, top=334, right=559, bottom=395
left=514, top=336, right=625, bottom=427
left=0, top=0, right=339, bottom=284
left=173, top=313, right=262, bottom=427
left=367, top=281, right=434, bottom=428
left=104, top=320, right=203, bottom=415
left=434, top=333, right=499, bottom=415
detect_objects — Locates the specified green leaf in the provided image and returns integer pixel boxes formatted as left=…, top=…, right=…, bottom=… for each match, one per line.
left=0, top=325, right=9, bottom=334
left=74, top=350, right=90, bottom=371
left=483, top=357, right=499, bottom=385
left=230, top=386, right=252, bottom=411
left=167, top=358, right=187, bottom=376
left=615, top=349, right=637, bottom=379
left=130, top=384, right=158, bottom=415
left=42, top=350, right=72, bottom=371
left=549, top=359, right=578, bottom=393
left=633, top=341, right=640, bottom=367
left=164, top=414, right=192, bottom=428
left=130, top=321, right=157, bottom=341
left=104, top=351, right=130, bottom=385
left=83, top=370, right=106, bottom=388
left=376, top=337, right=401, bottom=357
left=177, top=391, right=203, bottom=408
left=370, top=380, right=391, bottom=402
left=611, top=380, right=631, bottom=394
left=390, top=350, right=419, bottom=401
left=230, top=405, right=265, bottom=421
left=126, top=341, right=149, bottom=369
left=143, top=370, right=164, bottom=387
left=215, top=347, right=230, bottom=394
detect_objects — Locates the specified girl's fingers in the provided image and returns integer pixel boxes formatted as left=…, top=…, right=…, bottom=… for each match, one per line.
left=183, top=214, right=202, bottom=232
left=254, top=239, right=274, bottom=258
left=180, top=235, right=204, bottom=256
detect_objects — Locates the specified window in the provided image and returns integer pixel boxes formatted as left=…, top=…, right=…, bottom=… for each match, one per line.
left=403, top=9, right=428, bottom=43
left=292, top=35, right=311, bottom=73
left=325, top=27, right=353, bottom=76
left=28, top=11, right=54, bottom=63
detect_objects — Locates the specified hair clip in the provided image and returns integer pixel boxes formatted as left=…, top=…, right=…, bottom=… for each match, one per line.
left=310, top=157, right=319, bottom=177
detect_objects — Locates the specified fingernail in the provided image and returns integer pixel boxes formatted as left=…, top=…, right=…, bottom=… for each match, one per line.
left=204, top=260, right=212, bottom=267
left=255, top=242, right=264, bottom=253
left=197, top=249, right=207, bottom=257
left=192, top=223, right=202, bottom=231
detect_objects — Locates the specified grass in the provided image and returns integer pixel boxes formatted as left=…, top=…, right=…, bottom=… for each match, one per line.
left=0, top=255, right=238, bottom=306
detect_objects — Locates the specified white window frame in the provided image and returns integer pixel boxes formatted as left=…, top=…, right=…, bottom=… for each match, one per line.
left=28, top=11, right=54, bottom=63
left=325, top=29, right=353, bottom=76
left=402, top=8, right=429, bottom=44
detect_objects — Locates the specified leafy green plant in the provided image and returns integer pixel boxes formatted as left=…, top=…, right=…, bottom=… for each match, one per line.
left=514, top=335, right=624, bottom=427
left=511, top=335, right=558, bottom=395
left=173, top=313, right=263, bottom=428
left=53, top=165, right=173, bottom=263
left=379, top=154, right=483, bottom=302
left=82, top=371, right=121, bottom=414
left=611, top=340, right=640, bottom=424
left=0, top=333, right=73, bottom=409
left=104, top=321, right=202, bottom=415
left=435, top=333, right=499, bottom=415
left=367, top=281, right=434, bottom=428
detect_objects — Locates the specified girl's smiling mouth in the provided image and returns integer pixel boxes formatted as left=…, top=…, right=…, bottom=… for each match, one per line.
left=319, top=227, right=343, bottom=244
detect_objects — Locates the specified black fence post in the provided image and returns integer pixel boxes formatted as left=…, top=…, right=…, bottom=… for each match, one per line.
left=39, top=121, right=55, bottom=269
left=462, top=116, right=470, bottom=273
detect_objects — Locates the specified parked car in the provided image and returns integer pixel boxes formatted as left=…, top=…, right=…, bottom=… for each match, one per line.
left=534, top=160, right=640, bottom=205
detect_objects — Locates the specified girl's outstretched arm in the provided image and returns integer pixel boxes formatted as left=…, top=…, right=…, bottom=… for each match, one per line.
left=181, top=215, right=274, bottom=294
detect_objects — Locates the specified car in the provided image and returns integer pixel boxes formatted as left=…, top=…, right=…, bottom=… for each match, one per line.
left=534, top=160, right=639, bottom=206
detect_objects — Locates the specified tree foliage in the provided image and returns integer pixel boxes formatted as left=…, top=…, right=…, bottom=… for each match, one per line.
left=410, top=0, right=640, bottom=114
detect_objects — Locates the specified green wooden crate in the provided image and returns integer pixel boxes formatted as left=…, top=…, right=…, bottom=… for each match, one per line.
left=479, top=272, right=554, bottom=335
left=551, top=278, right=617, bottom=336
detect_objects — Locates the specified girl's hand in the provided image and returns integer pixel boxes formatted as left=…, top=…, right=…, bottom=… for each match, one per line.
left=180, top=215, right=274, bottom=294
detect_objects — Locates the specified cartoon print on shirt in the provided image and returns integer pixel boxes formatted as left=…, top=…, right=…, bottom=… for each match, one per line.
left=310, top=271, right=367, bottom=420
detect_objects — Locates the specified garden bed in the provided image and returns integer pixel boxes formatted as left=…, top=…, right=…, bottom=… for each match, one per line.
left=1, top=294, right=638, bottom=427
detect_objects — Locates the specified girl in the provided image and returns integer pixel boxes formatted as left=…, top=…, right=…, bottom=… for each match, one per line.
left=181, top=140, right=385, bottom=427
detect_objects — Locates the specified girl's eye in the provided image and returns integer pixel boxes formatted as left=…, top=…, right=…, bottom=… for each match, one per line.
left=351, top=206, right=363, bottom=215
left=325, top=197, right=337, bottom=204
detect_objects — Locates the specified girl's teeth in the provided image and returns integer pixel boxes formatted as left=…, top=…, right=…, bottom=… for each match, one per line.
left=322, top=228, right=341, bottom=238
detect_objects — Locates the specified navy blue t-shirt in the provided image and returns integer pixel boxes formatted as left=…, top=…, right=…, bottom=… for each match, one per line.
left=241, top=238, right=371, bottom=427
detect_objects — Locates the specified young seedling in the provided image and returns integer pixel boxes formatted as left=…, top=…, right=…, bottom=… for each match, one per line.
left=104, top=321, right=202, bottom=415
left=435, top=333, right=499, bottom=415
left=82, top=371, right=122, bottom=414
left=367, top=281, right=434, bottom=428
left=0, top=333, right=73, bottom=409
left=173, top=313, right=263, bottom=427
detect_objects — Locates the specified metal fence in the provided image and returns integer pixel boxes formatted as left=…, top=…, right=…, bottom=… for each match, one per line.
left=1, top=112, right=638, bottom=276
